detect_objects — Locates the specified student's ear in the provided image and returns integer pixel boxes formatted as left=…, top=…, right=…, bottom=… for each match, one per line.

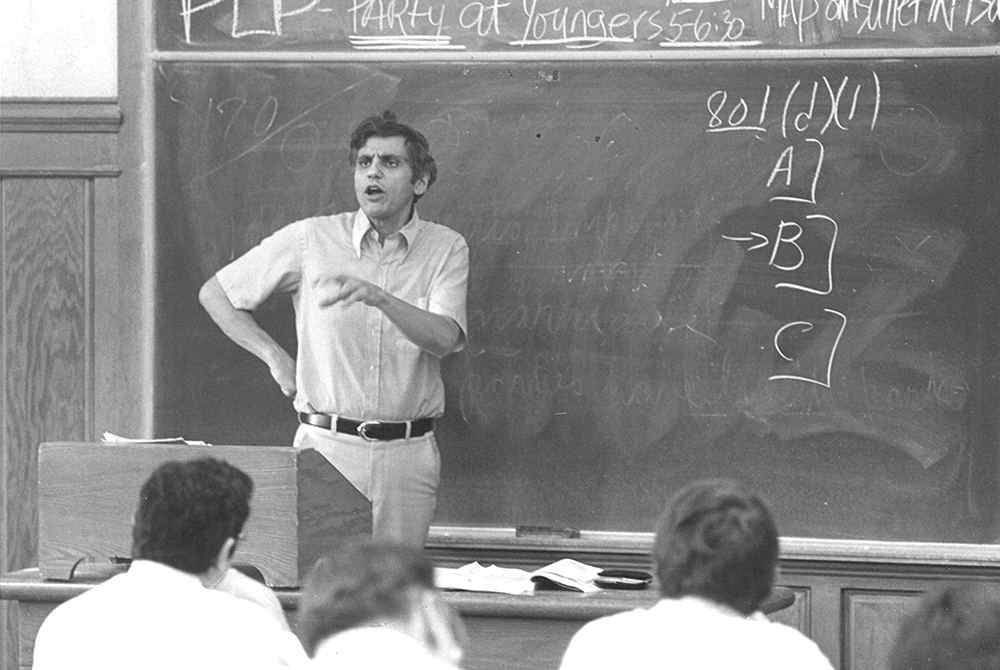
left=215, top=537, right=237, bottom=572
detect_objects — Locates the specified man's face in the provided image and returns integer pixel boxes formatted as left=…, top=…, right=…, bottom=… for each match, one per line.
left=354, top=135, right=428, bottom=231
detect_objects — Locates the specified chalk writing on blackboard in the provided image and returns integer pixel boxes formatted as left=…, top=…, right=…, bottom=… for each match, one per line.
left=725, top=213, right=838, bottom=295
left=713, top=72, right=870, bottom=388
left=171, top=0, right=999, bottom=49
left=705, top=73, right=882, bottom=139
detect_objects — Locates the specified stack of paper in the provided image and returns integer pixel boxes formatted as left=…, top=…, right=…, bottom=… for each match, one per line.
left=102, top=432, right=210, bottom=446
left=435, top=558, right=602, bottom=595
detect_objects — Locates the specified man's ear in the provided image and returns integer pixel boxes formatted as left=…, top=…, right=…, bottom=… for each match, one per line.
left=215, top=537, right=237, bottom=572
left=413, top=174, right=429, bottom=196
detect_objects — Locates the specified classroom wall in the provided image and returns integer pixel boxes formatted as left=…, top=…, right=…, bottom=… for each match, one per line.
left=0, top=0, right=117, bottom=98
left=2, top=3, right=999, bottom=669
left=1, top=4, right=120, bottom=667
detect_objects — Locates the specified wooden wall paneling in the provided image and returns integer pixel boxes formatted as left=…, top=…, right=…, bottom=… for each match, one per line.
left=0, top=599, right=13, bottom=670
left=768, top=585, right=812, bottom=636
left=2, top=175, right=92, bottom=565
left=1, top=173, right=6, bottom=670
left=1, top=175, right=93, bottom=670
left=842, top=590, right=921, bottom=670
left=14, top=601, right=51, bottom=670
left=793, top=582, right=843, bottom=666
left=1, top=101, right=137, bottom=441
left=1, top=99, right=125, bottom=668
left=0, top=134, right=117, bottom=177
left=461, top=617, right=580, bottom=670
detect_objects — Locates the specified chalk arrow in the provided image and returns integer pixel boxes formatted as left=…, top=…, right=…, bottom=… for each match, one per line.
left=722, top=231, right=769, bottom=251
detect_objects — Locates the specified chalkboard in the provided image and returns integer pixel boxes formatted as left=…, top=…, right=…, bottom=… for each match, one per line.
left=155, top=57, right=1000, bottom=543
left=157, top=0, right=1000, bottom=52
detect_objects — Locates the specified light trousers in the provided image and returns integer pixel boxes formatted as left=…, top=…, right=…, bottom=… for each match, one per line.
left=293, top=423, right=440, bottom=548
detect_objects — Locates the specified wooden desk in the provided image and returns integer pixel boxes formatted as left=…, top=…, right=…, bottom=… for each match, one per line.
left=1, top=568, right=793, bottom=670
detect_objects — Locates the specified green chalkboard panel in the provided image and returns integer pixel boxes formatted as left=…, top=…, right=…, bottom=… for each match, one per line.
left=155, top=58, right=1000, bottom=542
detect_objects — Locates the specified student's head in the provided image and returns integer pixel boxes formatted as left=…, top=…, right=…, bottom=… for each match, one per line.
left=350, top=110, right=437, bottom=203
left=298, top=539, right=461, bottom=661
left=888, top=582, right=1000, bottom=670
left=131, top=457, right=253, bottom=575
left=652, top=479, right=779, bottom=615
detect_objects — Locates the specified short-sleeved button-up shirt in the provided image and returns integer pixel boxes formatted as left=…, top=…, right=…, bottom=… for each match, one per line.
left=216, top=210, right=469, bottom=421
left=32, top=560, right=307, bottom=670
left=559, top=596, right=834, bottom=670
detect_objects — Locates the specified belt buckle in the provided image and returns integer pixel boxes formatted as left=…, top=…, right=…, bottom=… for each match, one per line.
left=356, top=420, right=381, bottom=441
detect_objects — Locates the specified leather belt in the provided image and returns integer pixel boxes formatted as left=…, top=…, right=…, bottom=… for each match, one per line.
left=298, top=413, right=433, bottom=442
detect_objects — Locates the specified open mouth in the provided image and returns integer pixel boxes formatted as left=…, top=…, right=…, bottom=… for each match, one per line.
left=365, top=185, right=384, bottom=196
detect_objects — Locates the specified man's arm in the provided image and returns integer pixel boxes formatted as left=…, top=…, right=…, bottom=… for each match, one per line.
left=198, top=275, right=297, bottom=397
left=316, top=275, right=462, bottom=358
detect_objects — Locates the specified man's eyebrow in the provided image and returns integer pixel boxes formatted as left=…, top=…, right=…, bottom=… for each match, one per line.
left=357, top=150, right=408, bottom=162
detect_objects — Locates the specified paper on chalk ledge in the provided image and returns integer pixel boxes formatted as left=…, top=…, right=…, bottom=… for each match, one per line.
left=102, top=432, right=210, bottom=446
left=434, top=558, right=602, bottom=595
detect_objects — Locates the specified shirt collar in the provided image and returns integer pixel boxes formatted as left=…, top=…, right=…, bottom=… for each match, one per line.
left=126, top=559, right=207, bottom=590
left=655, top=595, right=752, bottom=619
left=314, top=627, right=437, bottom=662
left=352, top=209, right=425, bottom=259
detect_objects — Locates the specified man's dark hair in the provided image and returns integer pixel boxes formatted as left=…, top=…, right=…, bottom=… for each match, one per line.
left=131, top=457, right=253, bottom=575
left=889, top=582, right=1000, bottom=670
left=652, top=479, right=778, bottom=615
left=297, top=539, right=435, bottom=657
left=350, top=110, right=437, bottom=200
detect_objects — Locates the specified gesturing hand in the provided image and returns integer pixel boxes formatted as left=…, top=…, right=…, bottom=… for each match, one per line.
left=316, top=274, right=385, bottom=309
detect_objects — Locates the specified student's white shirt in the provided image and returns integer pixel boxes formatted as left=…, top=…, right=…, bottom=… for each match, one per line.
left=559, top=595, right=834, bottom=670
left=32, top=560, right=307, bottom=670
left=309, top=627, right=460, bottom=669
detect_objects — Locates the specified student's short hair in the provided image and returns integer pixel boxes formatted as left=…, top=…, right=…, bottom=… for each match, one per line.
left=652, top=479, right=778, bottom=615
left=350, top=110, right=437, bottom=200
left=131, top=457, right=252, bottom=575
left=297, top=539, right=435, bottom=657
left=889, top=582, right=1000, bottom=670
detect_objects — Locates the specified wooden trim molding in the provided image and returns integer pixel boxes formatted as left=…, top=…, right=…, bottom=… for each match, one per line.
left=779, top=536, right=1000, bottom=567
left=427, top=525, right=1000, bottom=568
left=0, top=99, right=122, bottom=134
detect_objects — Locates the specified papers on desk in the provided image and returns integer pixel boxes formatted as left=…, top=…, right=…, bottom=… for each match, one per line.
left=435, top=558, right=603, bottom=595
left=102, top=432, right=210, bottom=446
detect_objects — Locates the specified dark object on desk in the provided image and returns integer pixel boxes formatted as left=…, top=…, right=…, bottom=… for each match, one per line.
left=233, top=563, right=266, bottom=584
left=63, top=559, right=128, bottom=583
left=595, top=569, right=653, bottom=590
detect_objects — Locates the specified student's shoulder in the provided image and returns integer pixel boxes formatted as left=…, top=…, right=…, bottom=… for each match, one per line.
left=575, top=607, right=654, bottom=638
left=560, top=609, right=651, bottom=669
left=203, top=585, right=277, bottom=617
left=36, top=575, right=123, bottom=635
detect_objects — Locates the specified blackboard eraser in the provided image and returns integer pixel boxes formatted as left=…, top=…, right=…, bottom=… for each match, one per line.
left=515, top=525, right=581, bottom=539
